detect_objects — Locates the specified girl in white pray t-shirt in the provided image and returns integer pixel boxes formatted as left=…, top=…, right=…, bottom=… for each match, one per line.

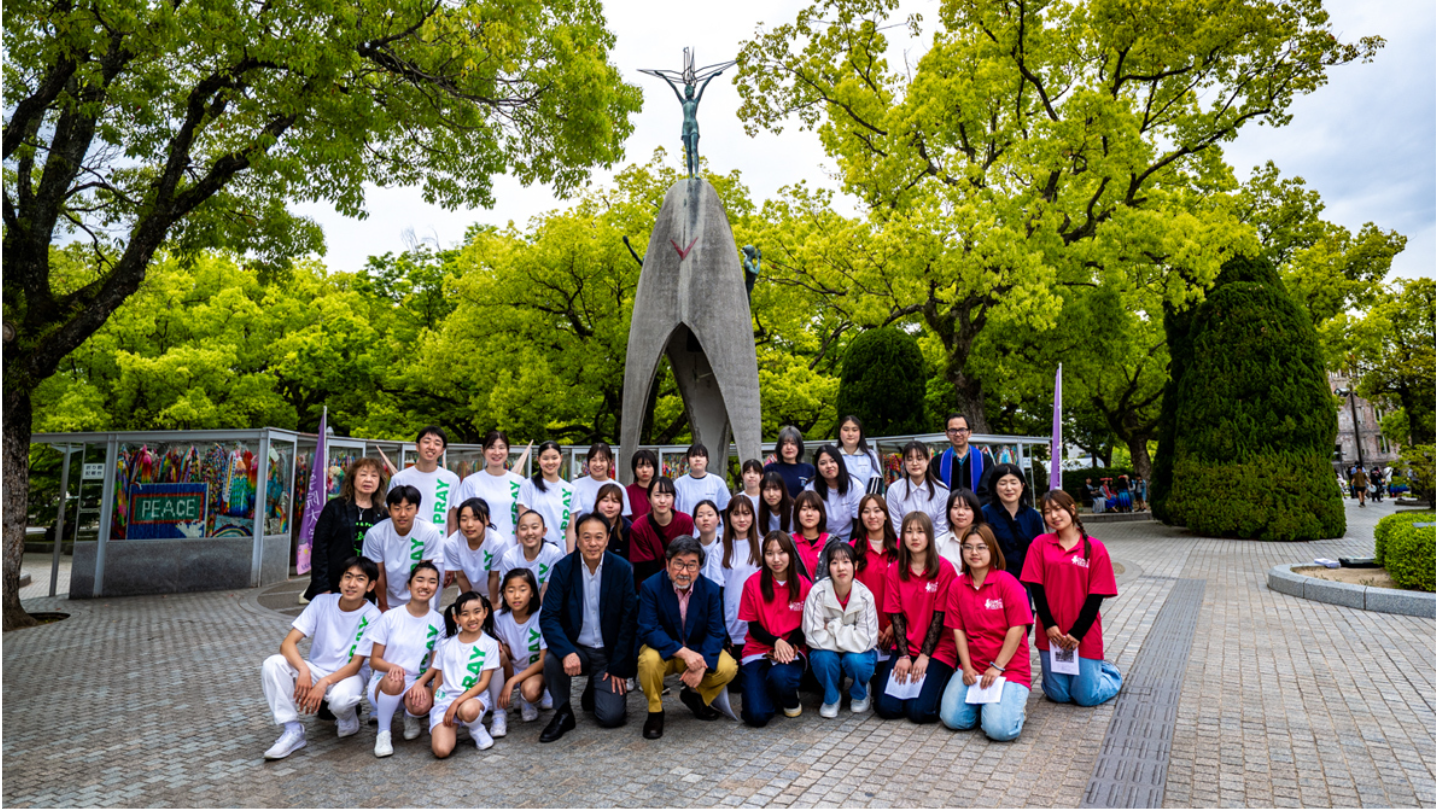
left=456, top=430, right=527, bottom=542
left=517, top=440, right=575, bottom=550
left=367, top=562, right=444, bottom=757
left=570, top=441, right=633, bottom=518
left=692, top=499, right=726, bottom=588
left=444, top=497, right=513, bottom=607
left=420, top=591, right=502, bottom=756
left=492, top=568, right=550, bottom=723
left=498, top=510, right=565, bottom=599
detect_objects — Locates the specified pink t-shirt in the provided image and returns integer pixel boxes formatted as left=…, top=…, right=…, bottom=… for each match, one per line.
left=852, top=542, right=894, bottom=637
left=737, top=571, right=812, bottom=659
left=1020, top=533, right=1117, bottom=660
left=882, top=560, right=958, bottom=668
left=945, top=569, right=1034, bottom=689
left=791, top=532, right=828, bottom=580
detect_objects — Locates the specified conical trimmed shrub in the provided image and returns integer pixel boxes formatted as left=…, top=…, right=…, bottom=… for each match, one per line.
left=836, top=327, right=927, bottom=436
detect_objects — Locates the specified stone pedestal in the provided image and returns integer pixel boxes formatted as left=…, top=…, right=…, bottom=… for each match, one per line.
left=619, top=179, right=762, bottom=481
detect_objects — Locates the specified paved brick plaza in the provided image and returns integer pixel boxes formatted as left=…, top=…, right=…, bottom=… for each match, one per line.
left=3, top=500, right=1433, bottom=808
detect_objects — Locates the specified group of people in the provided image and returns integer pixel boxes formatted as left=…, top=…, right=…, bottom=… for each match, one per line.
left=1342, top=464, right=1390, bottom=507
left=263, top=414, right=1124, bottom=760
left=1082, top=475, right=1146, bottom=514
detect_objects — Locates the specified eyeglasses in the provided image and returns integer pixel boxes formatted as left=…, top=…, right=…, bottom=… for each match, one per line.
left=960, top=544, right=988, bottom=553
left=669, top=560, right=701, bottom=572
left=946, top=427, right=971, bottom=435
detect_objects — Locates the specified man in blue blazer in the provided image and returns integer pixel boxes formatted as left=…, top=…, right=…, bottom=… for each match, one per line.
left=539, top=513, right=638, bottom=742
left=636, top=534, right=737, bottom=739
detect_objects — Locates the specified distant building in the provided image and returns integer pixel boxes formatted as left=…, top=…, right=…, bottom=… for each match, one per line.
left=1329, top=371, right=1400, bottom=471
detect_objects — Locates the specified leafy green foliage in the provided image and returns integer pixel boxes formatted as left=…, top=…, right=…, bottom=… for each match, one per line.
left=1397, top=446, right=1436, bottom=510
left=1348, top=279, right=1436, bottom=448
left=1375, top=512, right=1436, bottom=592
left=1162, top=256, right=1344, bottom=540
left=836, top=328, right=927, bottom=436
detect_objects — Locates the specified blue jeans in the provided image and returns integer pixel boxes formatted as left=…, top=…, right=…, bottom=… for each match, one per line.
left=809, top=649, right=877, bottom=705
left=938, top=676, right=1030, bottom=741
left=873, top=657, right=954, bottom=724
left=740, top=657, right=805, bottom=727
left=1038, top=652, right=1122, bottom=706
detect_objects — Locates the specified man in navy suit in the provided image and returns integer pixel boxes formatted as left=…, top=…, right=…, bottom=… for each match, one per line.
left=636, top=534, right=737, bottom=739
left=539, top=513, right=638, bottom=742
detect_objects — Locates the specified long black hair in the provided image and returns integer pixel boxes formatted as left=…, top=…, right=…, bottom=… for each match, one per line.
left=899, top=440, right=942, bottom=499
left=850, top=493, right=897, bottom=573
left=530, top=440, right=564, bottom=493
left=837, top=415, right=874, bottom=456
left=758, top=470, right=794, bottom=533
left=722, top=495, right=762, bottom=569
left=443, top=590, right=495, bottom=638
left=812, top=444, right=853, bottom=497
left=760, top=531, right=802, bottom=603
left=498, top=568, right=542, bottom=617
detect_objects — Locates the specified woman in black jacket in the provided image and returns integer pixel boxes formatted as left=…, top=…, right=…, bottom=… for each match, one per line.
left=304, top=456, right=390, bottom=599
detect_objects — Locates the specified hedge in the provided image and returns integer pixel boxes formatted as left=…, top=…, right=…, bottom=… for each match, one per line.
left=1165, top=452, right=1346, bottom=542
left=1376, top=512, right=1436, bottom=592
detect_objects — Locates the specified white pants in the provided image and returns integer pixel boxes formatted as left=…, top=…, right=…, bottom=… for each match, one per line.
left=262, top=654, right=364, bottom=726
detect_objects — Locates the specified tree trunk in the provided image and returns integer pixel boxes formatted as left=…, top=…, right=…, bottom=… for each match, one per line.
left=3, top=387, right=38, bottom=630
left=1126, top=435, right=1153, bottom=483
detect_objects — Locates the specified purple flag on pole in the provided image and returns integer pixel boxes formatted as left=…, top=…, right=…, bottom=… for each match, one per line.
left=1050, top=365, right=1063, bottom=492
left=296, top=408, right=327, bottom=575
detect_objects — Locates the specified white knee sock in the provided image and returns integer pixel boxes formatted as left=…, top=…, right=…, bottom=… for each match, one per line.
left=375, top=689, right=404, bottom=734
left=489, top=675, right=506, bottom=717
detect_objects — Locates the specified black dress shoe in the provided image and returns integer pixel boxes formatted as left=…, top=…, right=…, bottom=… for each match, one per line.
left=680, top=687, right=722, bottom=721
left=539, top=709, right=576, bottom=743
left=643, top=711, right=665, bottom=739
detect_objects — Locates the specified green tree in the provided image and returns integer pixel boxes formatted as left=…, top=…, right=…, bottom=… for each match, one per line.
left=836, top=327, right=927, bottom=435
left=2, top=0, right=641, bottom=628
left=733, top=0, right=1379, bottom=434
left=1348, top=278, right=1436, bottom=448
left=1160, top=256, right=1344, bottom=540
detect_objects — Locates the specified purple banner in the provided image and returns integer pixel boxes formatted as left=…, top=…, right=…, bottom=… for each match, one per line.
left=296, top=408, right=327, bottom=575
left=1050, top=365, right=1063, bottom=492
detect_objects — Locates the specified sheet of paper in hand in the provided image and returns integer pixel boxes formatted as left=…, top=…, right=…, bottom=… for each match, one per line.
left=1050, top=646, right=1080, bottom=675
left=966, top=678, right=1005, bottom=705
left=884, top=669, right=925, bottom=700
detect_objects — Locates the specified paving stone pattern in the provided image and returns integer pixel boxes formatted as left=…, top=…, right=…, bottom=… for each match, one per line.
left=3, top=500, right=1432, bottom=807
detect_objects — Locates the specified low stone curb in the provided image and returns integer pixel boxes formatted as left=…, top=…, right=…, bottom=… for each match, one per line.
left=1267, top=563, right=1435, bottom=618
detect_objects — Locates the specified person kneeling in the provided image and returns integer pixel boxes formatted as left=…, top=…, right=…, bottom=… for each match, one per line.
left=803, top=543, right=879, bottom=717
left=261, top=556, right=382, bottom=760
left=637, top=535, right=738, bottom=739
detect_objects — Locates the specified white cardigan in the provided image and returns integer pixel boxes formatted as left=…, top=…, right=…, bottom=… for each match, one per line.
left=802, top=577, right=879, bottom=655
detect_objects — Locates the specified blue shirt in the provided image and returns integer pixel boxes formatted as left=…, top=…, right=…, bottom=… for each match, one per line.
left=764, top=460, right=815, bottom=498
left=982, top=502, right=1046, bottom=579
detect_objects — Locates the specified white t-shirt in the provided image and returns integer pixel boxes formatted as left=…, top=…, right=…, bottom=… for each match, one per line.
left=499, top=543, right=567, bottom=588
left=388, top=465, right=462, bottom=530
left=361, top=518, right=445, bottom=607
left=839, top=448, right=882, bottom=485
left=719, top=543, right=764, bottom=646
left=697, top=535, right=726, bottom=588
left=493, top=611, right=547, bottom=669
left=571, top=475, right=633, bottom=518
left=368, top=605, right=444, bottom=677
left=456, top=468, right=527, bottom=541
left=517, top=477, right=575, bottom=547
left=292, top=593, right=382, bottom=674
left=887, top=478, right=951, bottom=536
left=432, top=632, right=501, bottom=703
left=673, top=472, right=731, bottom=518
left=443, top=529, right=514, bottom=592
left=740, top=491, right=761, bottom=518
left=803, top=480, right=865, bottom=541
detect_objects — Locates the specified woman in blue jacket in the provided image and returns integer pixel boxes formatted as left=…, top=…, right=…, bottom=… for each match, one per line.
left=980, top=463, right=1046, bottom=584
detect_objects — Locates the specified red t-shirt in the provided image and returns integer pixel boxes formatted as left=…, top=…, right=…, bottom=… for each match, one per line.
left=626, top=484, right=652, bottom=520
left=737, top=571, right=812, bottom=659
left=1020, top=533, right=1117, bottom=660
left=882, top=560, right=958, bottom=668
left=792, top=532, right=828, bottom=580
left=628, top=511, right=695, bottom=564
left=852, top=541, right=894, bottom=637
left=945, top=569, right=1033, bottom=689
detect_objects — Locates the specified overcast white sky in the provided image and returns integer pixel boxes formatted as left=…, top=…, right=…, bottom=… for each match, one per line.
left=295, top=0, right=1437, bottom=282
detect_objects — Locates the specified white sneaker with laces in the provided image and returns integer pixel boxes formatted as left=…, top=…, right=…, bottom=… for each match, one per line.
left=820, top=701, right=840, bottom=718
left=519, top=699, right=540, bottom=723
left=373, top=730, right=393, bottom=757
left=470, top=723, right=494, bottom=750
left=336, top=709, right=361, bottom=738
left=489, top=710, right=508, bottom=738
left=851, top=694, right=871, bottom=713
left=264, top=727, right=307, bottom=760
left=539, top=690, right=554, bottom=710
left=402, top=713, right=422, bottom=741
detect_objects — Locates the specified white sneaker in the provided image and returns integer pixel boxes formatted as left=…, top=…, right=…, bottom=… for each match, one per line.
left=470, top=723, right=494, bottom=750
left=519, top=699, right=540, bottom=723
left=625, top=678, right=637, bottom=692
left=264, top=727, right=306, bottom=760
left=539, top=690, right=554, bottom=710
left=851, top=694, right=871, bottom=714
left=402, top=713, right=422, bottom=741
left=489, top=710, right=507, bottom=738
left=335, top=709, right=360, bottom=738
left=373, top=730, right=393, bottom=758
left=820, top=701, right=840, bottom=718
